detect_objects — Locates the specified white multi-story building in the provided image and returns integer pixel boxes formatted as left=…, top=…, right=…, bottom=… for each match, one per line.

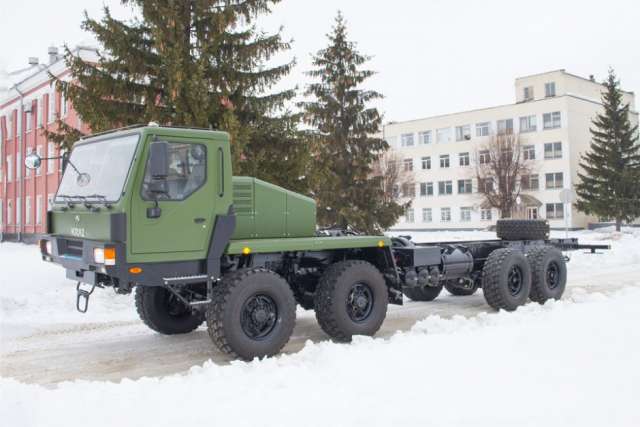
left=385, top=70, right=638, bottom=230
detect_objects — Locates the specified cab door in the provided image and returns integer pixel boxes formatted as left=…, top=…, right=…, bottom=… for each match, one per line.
left=130, top=135, right=218, bottom=259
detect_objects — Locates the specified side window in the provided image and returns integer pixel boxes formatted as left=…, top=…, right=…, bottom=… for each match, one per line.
left=142, top=142, right=206, bottom=200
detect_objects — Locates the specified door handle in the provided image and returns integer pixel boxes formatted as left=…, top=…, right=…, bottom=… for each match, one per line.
left=194, top=217, right=206, bottom=224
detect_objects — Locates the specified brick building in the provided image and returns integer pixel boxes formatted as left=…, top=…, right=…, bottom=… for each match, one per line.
left=0, top=46, right=97, bottom=242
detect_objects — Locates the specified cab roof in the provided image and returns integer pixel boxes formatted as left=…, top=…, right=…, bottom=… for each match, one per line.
left=79, top=123, right=229, bottom=143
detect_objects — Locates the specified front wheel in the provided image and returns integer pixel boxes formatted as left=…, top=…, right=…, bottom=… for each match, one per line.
left=314, top=261, right=388, bottom=342
left=135, top=286, right=204, bottom=335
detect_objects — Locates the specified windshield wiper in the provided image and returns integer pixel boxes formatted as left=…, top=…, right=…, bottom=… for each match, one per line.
left=56, top=194, right=85, bottom=208
left=85, top=194, right=113, bottom=209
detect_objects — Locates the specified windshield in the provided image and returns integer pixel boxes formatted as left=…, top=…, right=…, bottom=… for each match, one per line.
left=55, top=134, right=140, bottom=203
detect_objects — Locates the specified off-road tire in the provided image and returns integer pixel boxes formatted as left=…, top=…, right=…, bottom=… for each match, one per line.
left=527, top=246, right=567, bottom=303
left=482, top=248, right=532, bottom=311
left=444, top=280, right=478, bottom=296
left=314, top=260, right=388, bottom=342
left=135, top=286, right=204, bottom=335
left=403, top=285, right=443, bottom=301
left=496, top=219, right=550, bottom=241
left=206, top=268, right=296, bottom=360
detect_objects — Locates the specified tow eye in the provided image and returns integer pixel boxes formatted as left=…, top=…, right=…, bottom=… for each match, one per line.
left=76, top=282, right=100, bottom=313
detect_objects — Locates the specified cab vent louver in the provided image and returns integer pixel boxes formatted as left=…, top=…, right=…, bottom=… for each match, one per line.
left=233, top=182, right=254, bottom=215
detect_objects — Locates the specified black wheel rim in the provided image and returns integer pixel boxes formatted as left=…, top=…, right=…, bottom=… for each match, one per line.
left=346, top=283, right=374, bottom=322
left=546, top=262, right=560, bottom=289
left=507, top=266, right=524, bottom=296
left=240, top=294, right=278, bottom=340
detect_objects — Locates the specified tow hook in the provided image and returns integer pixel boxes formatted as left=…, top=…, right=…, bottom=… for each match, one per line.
left=76, top=281, right=100, bottom=313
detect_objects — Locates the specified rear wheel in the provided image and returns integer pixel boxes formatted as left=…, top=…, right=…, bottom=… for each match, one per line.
left=444, top=280, right=478, bottom=296
left=482, top=248, right=531, bottom=311
left=314, top=261, right=388, bottom=342
left=135, top=286, right=204, bottom=335
left=206, top=268, right=296, bottom=360
left=403, top=285, right=443, bottom=301
left=527, top=246, right=567, bottom=303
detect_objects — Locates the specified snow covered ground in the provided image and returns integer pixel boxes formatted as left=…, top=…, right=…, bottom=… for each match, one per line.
left=1, top=228, right=640, bottom=426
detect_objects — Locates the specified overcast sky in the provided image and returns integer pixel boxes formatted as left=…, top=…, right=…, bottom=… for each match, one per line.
left=1, top=0, right=638, bottom=122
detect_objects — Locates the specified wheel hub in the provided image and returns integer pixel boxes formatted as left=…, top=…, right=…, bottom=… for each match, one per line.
left=241, top=294, right=278, bottom=340
left=547, top=262, right=560, bottom=289
left=507, top=266, right=524, bottom=296
left=346, top=283, right=374, bottom=322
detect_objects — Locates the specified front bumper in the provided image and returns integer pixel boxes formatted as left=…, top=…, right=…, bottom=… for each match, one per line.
left=41, top=235, right=128, bottom=287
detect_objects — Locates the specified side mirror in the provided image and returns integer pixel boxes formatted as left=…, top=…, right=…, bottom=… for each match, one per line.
left=25, top=152, right=42, bottom=170
left=149, top=141, right=169, bottom=180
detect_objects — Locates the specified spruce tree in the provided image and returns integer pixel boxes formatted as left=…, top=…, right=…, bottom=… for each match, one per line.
left=47, top=0, right=306, bottom=189
left=575, top=69, right=640, bottom=231
left=300, top=12, right=403, bottom=234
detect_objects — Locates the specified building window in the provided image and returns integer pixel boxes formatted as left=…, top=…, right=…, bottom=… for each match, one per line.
left=420, top=182, right=434, bottom=197
left=522, top=145, right=535, bottom=160
left=36, top=195, right=43, bottom=225
left=7, top=154, right=12, bottom=182
left=458, top=179, right=472, bottom=194
left=405, top=208, right=415, bottom=223
left=37, top=98, right=44, bottom=128
left=544, top=142, right=562, bottom=159
left=455, top=125, right=471, bottom=141
left=61, top=92, right=68, bottom=117
left=481, top=208, right=492, bottom=221
left=546, top=203, right=564, bottom=219
left=479, top=178, right=494, bottom=193
left=436, top=127, right=451, bottom=144
left=497, top=118, right=514, bottom=135
left=26, top=196, right=32, bottom=225
left=439, top=154, right=450, bottom=168
left=16, top=151, right=21, bottom=179
left=47, top=193, right=55, bottom=211
left=479, top=150, right=491, bottom=165
left=47, top=142, right=55, bottom=174
left=543, top=111, right=561, bottom=129
left=402, top=183, right=416, bottom=198
left=48, top=92, right=56, bottom=123
left=476, top=122, right=490, bottom=137
left=401, top=133, right=415, bottom=147
left=459, top=152, right=470, bottom=167
left=523, top=86, right=534, bottom=101
left=441, top=207, right=451, bottom=222
left=16, top=197, right=21, bottom=225
left=421, top=156, right=431, bottom=170
left=26, top=109, right=32, bottom=132
left=545, top=172, right=564, bottom=189
left=403, top=158, right=413, bottom=171
left=527, top=207, right=539, bottom=219
left=438, top=180, right=453, bottom=195
left=7, top=200, right=13, bottom=224
left=519, top=115, right=537, bottom=133
left=545, top=82, right=556, bottom=97
left=460, top=207, right=472, bottom=222
left=419, top=131, right=432, bottom=145
left=36, top=146, right=43, bottom=176
left=521, top=174, right=539, bottom=190
left=422, top=208, right=432, bottom=223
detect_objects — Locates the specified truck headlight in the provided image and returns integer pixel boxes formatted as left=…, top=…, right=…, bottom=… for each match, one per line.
left=40, top=239, right=52, bottom=255
left=94, top=247, right=116, bottom=266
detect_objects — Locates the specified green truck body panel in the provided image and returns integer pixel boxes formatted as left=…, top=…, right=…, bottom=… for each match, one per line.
left=231, top=177, right=316, bottom=240
left=48, top=126, right=385, bottom=267
left=226, top=235, right=391, bottom=255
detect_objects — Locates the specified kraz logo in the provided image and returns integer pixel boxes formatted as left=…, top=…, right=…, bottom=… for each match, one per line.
left=71, top=216, right=85, bottom=237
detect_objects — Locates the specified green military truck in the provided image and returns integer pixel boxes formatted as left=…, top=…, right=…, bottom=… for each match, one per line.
left=26, top=125, right=607, bottom=360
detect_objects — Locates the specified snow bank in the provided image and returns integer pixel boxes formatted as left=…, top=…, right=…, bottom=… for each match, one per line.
left=2, top=287, right=639, bottom=427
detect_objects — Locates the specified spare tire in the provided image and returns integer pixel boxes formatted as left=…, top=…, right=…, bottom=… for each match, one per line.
left=496, top=219, right=549, bottom=241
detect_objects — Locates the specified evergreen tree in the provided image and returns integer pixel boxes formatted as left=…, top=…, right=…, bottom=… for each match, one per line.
left=300, top=12, right=403, bottom=234
left=575, top=69, right=640, bottom=231
left=47, top=0, right=307, bottom=189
